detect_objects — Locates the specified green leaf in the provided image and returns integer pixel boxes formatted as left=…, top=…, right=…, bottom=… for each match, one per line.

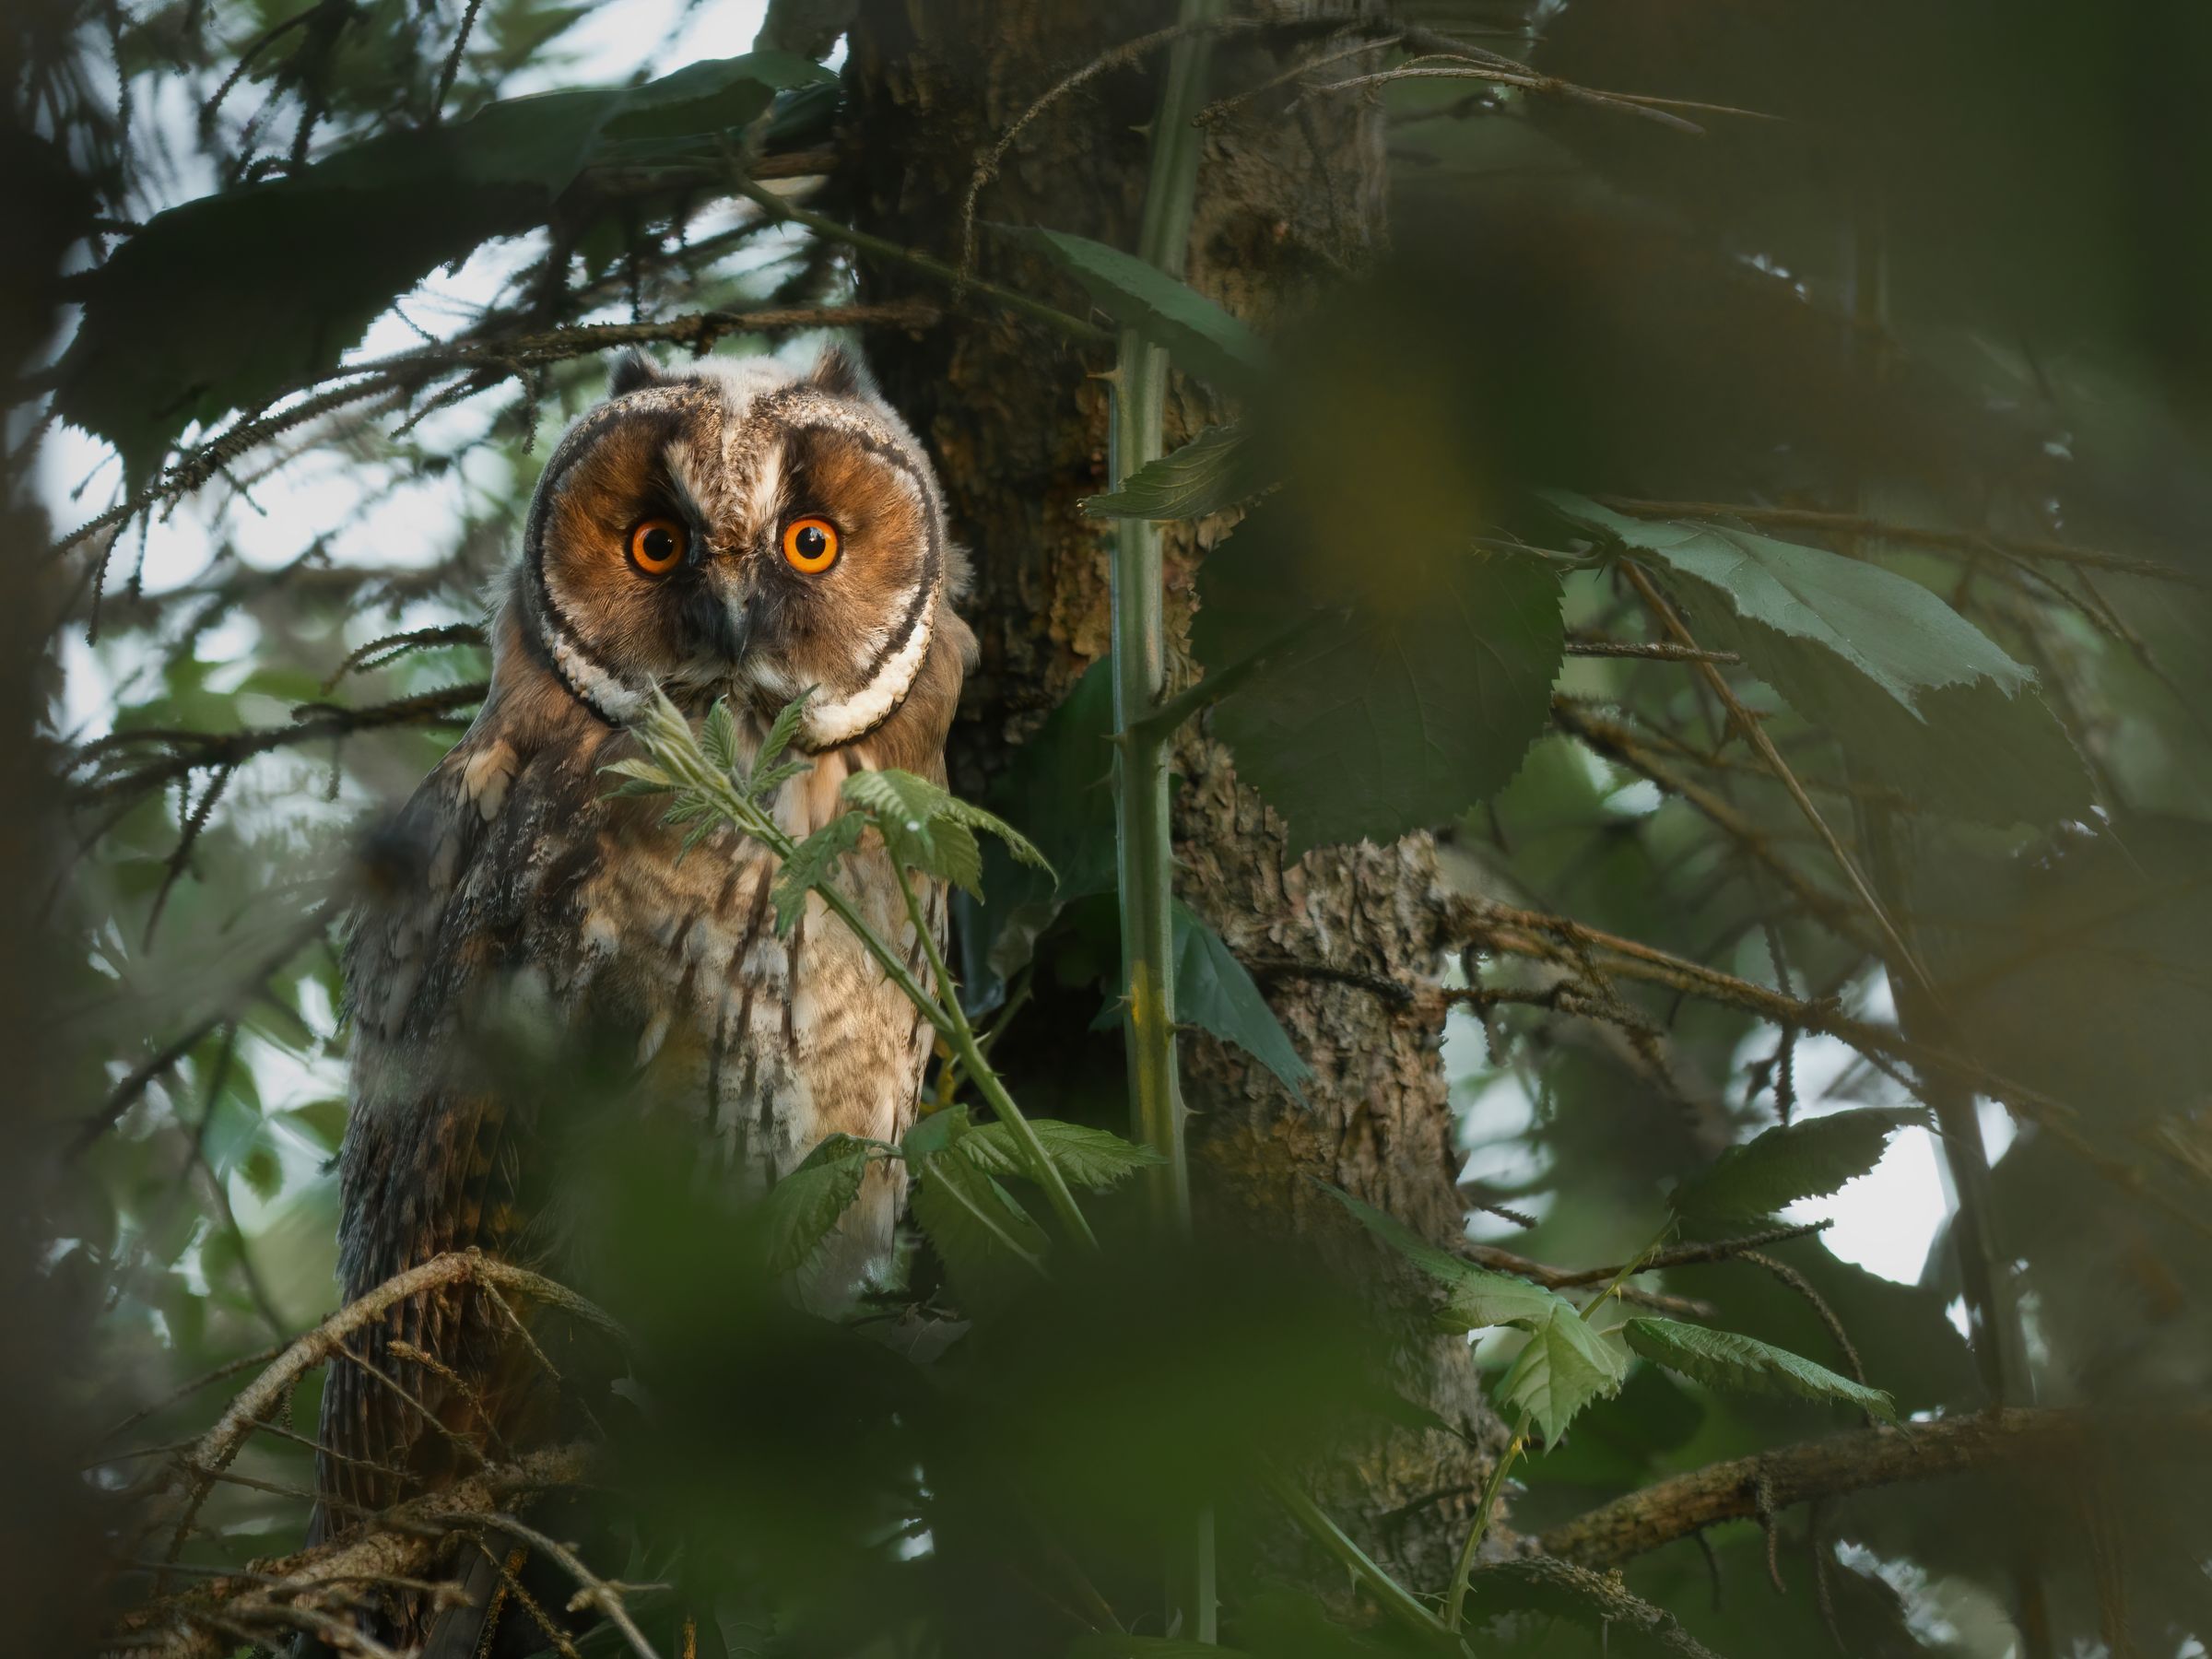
left=1169, top=902, right=1311, bottom=1100
left=1669, top=1107, right=1927, bottom=1227
left=841, top=769, right=1040, bottom=899
left=1321, top=1186, right=1573, bottom=1333
left=1069, top=1641, right=1247, bottom=1659
left=1624, top=1317, right=1899, bottom=1422
left=963, top=662, right=1118, bottom=993
left=771, top=814, right=867, bottom=934
left=1545, top=494, right=2092, bottom=827
left=1194, top=508, right=1565, bottom=853
left=57, top=54, right=835, bottom=474
left=906, top=1120, right=1049, bottom=1313
left=1081, top=423, right=1264, bottom=520
left=959, top=1119, right=1164, bottom=1191
left=1500, top=1310, right=1631, bottom=1444
left=760, top=1135, right=874, bottom=1277
left=599, top=757, right=677, bottom=790
left=751, top=690, right=813, bottom=783
left=935, top=795, right=1053, bottom=875
left=1029, top=229, right=1265, bottom=389
left=702, top=700, right=739, bottom=775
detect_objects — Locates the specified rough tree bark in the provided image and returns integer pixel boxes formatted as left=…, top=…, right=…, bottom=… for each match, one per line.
left=841, top=1, right=1497, bottom=1592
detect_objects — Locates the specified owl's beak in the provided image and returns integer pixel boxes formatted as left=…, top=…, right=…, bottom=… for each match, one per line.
left=677, top=562, right=754, bottom=665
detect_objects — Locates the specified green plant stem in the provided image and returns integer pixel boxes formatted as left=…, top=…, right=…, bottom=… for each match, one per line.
left=1263, top=1469, right=1456, bottom=1641
left=1443, top=1407, right=1532, bottom=1630
left=893, top=866, right=1098, bottom=1253
left=1444, top=1222, right=1672, bottom=1628
left=1111, top=0, right=1223, bottom=1640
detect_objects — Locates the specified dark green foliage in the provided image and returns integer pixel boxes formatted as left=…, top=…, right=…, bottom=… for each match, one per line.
left=57, top=52, right=832, bottom=476
left=1668, top=1107, right=1927, bottom=1229
left=1623, top=1317, right=1899, bottom=1422
left=1081, top=422, right=1260, bottom=522
left=1194, top=505, right=1565, bottom=853
left=1028, top=229, right=1265, bottom=390
left=1549, top=496, right=2095, bottom=828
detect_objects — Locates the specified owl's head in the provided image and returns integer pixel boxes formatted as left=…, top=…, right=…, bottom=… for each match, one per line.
left=512, top=347, right=969, bottom=753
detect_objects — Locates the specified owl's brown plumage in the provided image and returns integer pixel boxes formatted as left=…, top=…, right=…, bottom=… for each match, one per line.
left=314, top=348, right=973, bottom=1649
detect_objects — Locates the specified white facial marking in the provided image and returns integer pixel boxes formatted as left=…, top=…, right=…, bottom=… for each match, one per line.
left=803, top=584, right=935, bottom=748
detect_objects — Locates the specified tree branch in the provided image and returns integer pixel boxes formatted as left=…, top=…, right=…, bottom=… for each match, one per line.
left=1538, top=1408, right=2212, bottom=1570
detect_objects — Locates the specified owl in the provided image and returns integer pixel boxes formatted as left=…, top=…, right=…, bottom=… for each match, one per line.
left=311, top=347, right=972, bottom=1653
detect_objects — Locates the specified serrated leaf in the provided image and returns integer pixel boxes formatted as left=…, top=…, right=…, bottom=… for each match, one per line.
left=1029, top=229, right=1265, bottom=390
left=959, top=1119, right=1164, bottom=1191
left=1669, top=1107, right=1927, bottom=1227
left=1500, top=1310, right=1631, bottom=1444
left=842, top=770, right=1011, bottom=898
left=747, top=758, right=814, bottom=800
left=900, top=1105, right=972, bottom=1161
left=1194, top=501, right=1563, bottom=853
left=1546, top=493, right=2092, bottom=827
left=1170, top=902, right=1311, bottom=1100
left=841, top=767, right=953, bottom=824
left=600, top=757, right=677, bottom=788
left=1082, top=422, right=1263, bottom=520
left=936, top=796, right=1053, bottom=875
left=1624, top=1317, right=1899, bottom=1422
left=771, top=814, right=867, bottom=933
left=702, top=700, right=739, bottom=774
left=752, top=689, right=813, bottom=780
left=909, top=1142, right=1049, bottom=1313
left=1322, top=1186, right=1573, bottom=1333
left=760, top=1135, right=874, bottom=1277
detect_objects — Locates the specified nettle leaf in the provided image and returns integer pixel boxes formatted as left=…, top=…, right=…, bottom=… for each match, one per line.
left=1669, top=1106, right=1927, bottom=1228
left=842, top=770, right=1047, bottom=900
left=1323, top=1186, right=1572, bottom=1333
left=57, top=53, right=834, bottom=475
left=959, top=1119, right=1164, bottom=1191
left=1171, top=902, right=1311, bottom=1100
left=599, top=757, right=677, bottom=791
left=1029, top=229, right=1265, bottom=389
left=1624, top=1317, right=1899, bottom=1422
left=752, top=689, right=813, bottom=782
left=1547, top=494, right=2092, bottom=827
left=905, top=1111, right=1049, bottom=1312
left=1082, top=422, right=1265, bottom=521
left=701, top=700, right=740, bottom=775
left=760, top=1135, right=875, bottom=1277
left=1500, top=1310, right=1631, bottom=1445
left=1194, top=504, right=1565, bottom=853
left=771, top=814, right=867, bottom=934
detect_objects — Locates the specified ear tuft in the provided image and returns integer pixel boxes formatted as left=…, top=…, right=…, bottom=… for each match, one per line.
left=809, top=346, right=873, bottom=400
left=609, top=349, right=665, bottom=399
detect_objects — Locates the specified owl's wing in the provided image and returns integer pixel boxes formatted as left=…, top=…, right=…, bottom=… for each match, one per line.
left=312, top=726, right=595, bottom=1559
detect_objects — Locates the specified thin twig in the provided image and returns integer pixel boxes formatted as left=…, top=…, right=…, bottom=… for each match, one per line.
left=1618, top=560, right=1936, bottom=992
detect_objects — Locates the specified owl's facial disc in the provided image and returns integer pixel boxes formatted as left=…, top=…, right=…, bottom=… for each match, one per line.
left=524, top=359, right=947, bottom=745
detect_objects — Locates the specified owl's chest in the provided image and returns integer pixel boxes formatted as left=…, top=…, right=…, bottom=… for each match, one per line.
left=562, top=814, right=940, bottom=1177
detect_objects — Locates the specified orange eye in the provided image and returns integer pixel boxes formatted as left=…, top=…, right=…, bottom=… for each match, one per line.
left=782, top=516, right=840, bottom=574
left=628, top=518, right=686, bottom=574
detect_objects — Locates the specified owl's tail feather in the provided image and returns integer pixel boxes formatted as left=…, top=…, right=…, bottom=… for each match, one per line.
left=419, top=1541, right=549, bottom=1659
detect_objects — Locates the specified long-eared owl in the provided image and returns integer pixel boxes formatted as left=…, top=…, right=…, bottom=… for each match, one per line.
left=312, top=347, right=972, bottom=1646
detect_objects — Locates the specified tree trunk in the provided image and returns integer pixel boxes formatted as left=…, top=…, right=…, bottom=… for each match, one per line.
left=841, top=0, right=1497, bottom=1592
